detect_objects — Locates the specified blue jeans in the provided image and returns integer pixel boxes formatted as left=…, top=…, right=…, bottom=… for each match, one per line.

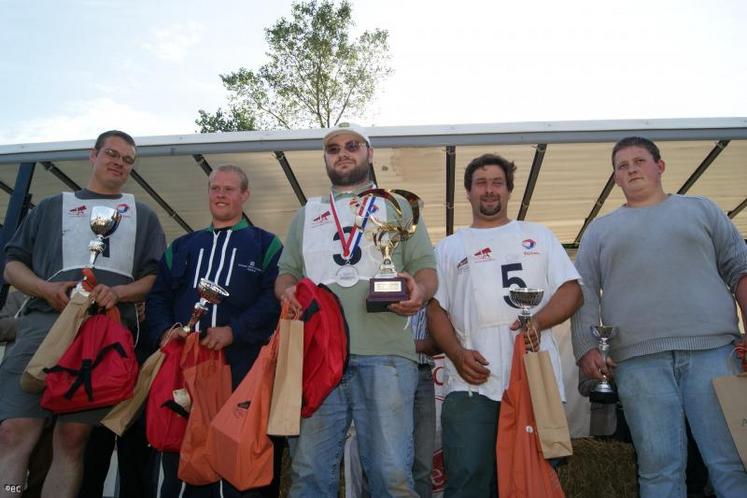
left=288, top=354, right=418, bottom=498
left=616, top=344, right=747, bottom=498
left=413, top=364, right=436, bottom=498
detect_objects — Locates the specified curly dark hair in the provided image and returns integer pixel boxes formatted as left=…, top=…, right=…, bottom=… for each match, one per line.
left=464, top=153, right=516, bottom=192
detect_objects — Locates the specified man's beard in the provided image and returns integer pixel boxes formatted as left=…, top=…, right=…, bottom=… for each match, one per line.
left=479, top=196, right=502, bottom=216
left=326, top=157, right=370, bottom=187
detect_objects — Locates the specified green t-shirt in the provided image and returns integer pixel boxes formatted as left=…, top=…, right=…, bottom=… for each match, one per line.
left=278, top=186, right=436, bottom=361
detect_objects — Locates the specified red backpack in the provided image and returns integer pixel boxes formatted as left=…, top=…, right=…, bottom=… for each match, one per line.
left=41, top=309, right=138, bottom=414
left=294, top=278, right=349, bottom=417
left=146, top=337, right=188, bottom=452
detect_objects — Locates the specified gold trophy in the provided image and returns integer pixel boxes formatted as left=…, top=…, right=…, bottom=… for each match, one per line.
left=181, top=278, right=230, bottom=333
left=353, top=189, right=422, bottom=313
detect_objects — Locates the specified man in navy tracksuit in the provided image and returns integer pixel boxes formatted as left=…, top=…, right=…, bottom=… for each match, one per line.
left=146, top=164, right=282, bottom=498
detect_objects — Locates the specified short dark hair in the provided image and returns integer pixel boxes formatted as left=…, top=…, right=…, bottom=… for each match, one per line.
left=94, top=130, right=136, bottom=151
left=611, top=136, right=661, bottom=167
left=464, top=153, right=517, bottom=192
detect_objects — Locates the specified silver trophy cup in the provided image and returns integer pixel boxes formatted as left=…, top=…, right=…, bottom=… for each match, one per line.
left=88, top=206, right=122, bottom=267
left=590, top=325, right=618, bottom=404
left=508, top=287, right=545, bottom=328
left=182, top=278, right=230, bottom=333
left=508, top=288, right=544, bottom=352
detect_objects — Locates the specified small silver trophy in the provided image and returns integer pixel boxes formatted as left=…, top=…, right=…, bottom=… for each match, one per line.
left=168, top=279, right=229, bottom=414
left=508, top=288, right=544, bottom=352
left=88, top=206, right=122, bottom=267
left=590, top=325, right=618, bottom=404
left=181, top=278, right=230, bottom=333
left=508, top=288, right=544, bottom=328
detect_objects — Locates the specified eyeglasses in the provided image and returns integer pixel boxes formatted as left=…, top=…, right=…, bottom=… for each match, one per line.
left=101, top=147, right=136, bottom=165
left=325, top=140, right=365, bottom=155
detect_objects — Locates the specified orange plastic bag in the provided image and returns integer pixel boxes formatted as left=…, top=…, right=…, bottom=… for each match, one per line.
left=497, top=333, right=565, bottom=498
left=177, top=333, right=232, bottom=485
left=207, top=331, right=278, bottom=490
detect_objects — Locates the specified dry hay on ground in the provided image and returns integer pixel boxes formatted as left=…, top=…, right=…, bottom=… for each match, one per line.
left=559, top=437, right=638, bottom=498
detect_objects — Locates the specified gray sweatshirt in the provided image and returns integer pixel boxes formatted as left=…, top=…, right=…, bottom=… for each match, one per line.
left=571, top=194, right=746, bottom=363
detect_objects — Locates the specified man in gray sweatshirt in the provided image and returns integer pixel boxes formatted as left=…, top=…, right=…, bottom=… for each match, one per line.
left=571, top=136, right=747, bottom=498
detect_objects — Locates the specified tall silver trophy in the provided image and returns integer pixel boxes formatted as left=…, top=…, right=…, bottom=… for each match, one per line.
left=181, top=278, right=230, bottom=333
left=88, top=206, right=122, bottom=267
left=508, top=288, right=544, bottom=351
left=590, top=325, right=618, bottom=403
left=75, top=206, right=122, bottom=293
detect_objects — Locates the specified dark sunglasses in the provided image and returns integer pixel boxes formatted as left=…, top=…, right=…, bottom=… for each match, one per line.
left=102, top=147, right=136, bottom=165
left=325, top=140, right=365, bottom=155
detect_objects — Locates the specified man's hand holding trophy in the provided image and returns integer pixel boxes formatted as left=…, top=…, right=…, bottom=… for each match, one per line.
left=350, top=188, right=422, bottom=313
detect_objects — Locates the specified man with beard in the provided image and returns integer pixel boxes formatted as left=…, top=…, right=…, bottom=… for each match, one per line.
left=427, top=153, right=582, bottom=497
left=275, top=122, right=437, bottom=497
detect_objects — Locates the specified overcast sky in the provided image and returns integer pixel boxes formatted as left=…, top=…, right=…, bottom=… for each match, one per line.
left=1, top=0, right=745, bottom=145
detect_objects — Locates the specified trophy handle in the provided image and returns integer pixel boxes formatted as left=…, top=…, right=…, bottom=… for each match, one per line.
left=390, top=189, right=423, bottom=228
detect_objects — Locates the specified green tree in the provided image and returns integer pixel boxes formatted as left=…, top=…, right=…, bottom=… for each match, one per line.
left=196, top=0, right=391, bottom=132
left=195, top=107, right=256, bottom=133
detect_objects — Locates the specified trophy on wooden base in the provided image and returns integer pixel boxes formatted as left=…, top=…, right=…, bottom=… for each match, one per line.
left=352, top=189, right=422, bottom=313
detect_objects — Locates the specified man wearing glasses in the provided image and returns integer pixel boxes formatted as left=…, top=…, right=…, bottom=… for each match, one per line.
left=0, top=130, right=165, bottom=498
left=275, top=122, right=438, bottom=497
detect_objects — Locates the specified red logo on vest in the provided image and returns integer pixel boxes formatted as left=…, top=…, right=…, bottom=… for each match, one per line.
left=68, top=205, right=87, bottom=216
left=313, top=210, right=331, bottom=225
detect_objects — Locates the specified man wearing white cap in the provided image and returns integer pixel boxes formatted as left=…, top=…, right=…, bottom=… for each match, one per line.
left=276, top=122, right=437, bottom=497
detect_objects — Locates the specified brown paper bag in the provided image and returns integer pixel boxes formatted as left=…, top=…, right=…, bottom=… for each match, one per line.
left=101, top=348, right=166, bottom=435
left=523, top=350, right=573, bottom=458
left=21, top=289, right=92, bottom=393
left=713, top=373, right=747, bottom=470
left=267, top=315, right=304, bottom=436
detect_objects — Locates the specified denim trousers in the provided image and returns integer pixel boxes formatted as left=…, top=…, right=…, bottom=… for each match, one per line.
left=288, top=354, right=418, bottom=498
left=616, top=344, right=747, bottom=498
left=441, top=391, right=500, bottom=498
left=413, top=364, right=436, bottom=498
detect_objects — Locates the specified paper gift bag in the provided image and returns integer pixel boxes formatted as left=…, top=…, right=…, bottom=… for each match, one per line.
left=713, top=373, right=747, bottom=470
left=267, top=309, right=304, bottom=436
left=178, top=333, right=233, bottom=486
left=207, top=332, right=278, bottom=490
left=497, top=334, right=565, bottom=498
left=524, top=349, right=573, bottom=459
left=102, top=348, right=166, bottom=435
left=21, top=289, right=92, bottom=393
